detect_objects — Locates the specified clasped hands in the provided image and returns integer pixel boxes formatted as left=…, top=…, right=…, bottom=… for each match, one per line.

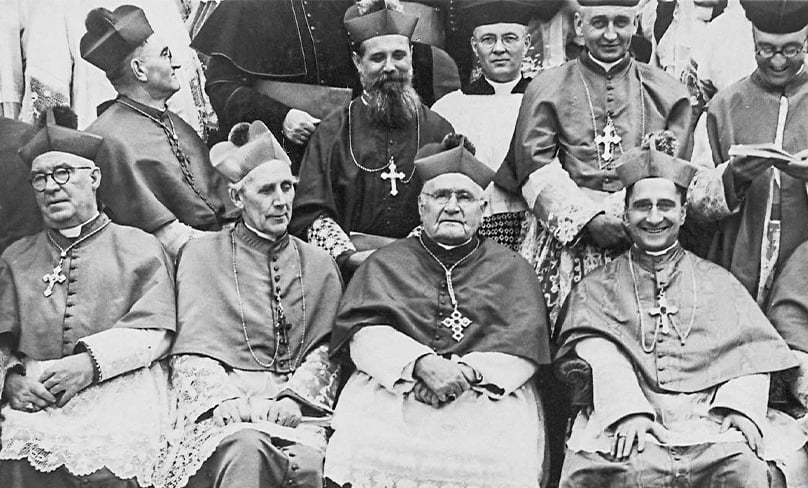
left=411, top=354, right=478, bottom=408
left=609, top=410, right=762, bottom=460
left=212, top=396, right=303, bottom=428
left=2, top=352, right=95, bottom=412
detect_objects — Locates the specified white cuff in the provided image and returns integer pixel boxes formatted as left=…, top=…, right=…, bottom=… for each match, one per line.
left=456, top=351, right=536, bottom=398
left=711, top=373, right=769, bottom=435
left=350, top=326, right=434, bottom=393
left=78, top=329, right=171, bottom=382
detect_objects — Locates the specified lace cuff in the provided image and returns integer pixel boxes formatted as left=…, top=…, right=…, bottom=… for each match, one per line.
left=0, top=344, right=23, bottom=401
left=688, top=163, right=732, bottom=221
left=521, top=158, right=603, bottom=245
left=277, top=345, right=341, bottom=415
left=23, top=77, right=69, bottom=125
left=171, top=355, right=241, bottom=423
left=77, top=329, right=170, bottom=382
left=307, top=215, right=356, bottom=260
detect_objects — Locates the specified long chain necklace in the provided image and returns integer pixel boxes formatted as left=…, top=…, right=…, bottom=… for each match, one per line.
left=115, top=98, right=220, bottom=216
left=42, top=219, right=111, bottom=297
left=231, top=229, right=308, bottom=369
left=628, top=250, right=697, bottom=353
left=347, top=98, right=419, bottom=196
left=576, top=59, right=646, bottom=169
left=418, top=234, right=480, bottom=342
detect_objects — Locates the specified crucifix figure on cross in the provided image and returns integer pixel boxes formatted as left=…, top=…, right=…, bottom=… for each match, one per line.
left=594, top=119, right=622, bottom=165
left=42, top=263, right=67, bottom=297
left=380, top=157, right=406, bottom=196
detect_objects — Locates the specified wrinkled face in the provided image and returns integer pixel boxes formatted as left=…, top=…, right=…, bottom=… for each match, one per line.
left=471, top=23, right=529, bottom=83
left=30, top=151, right=100, bottom=229
left=354, top=34, right=413, bottom=90
left=419, top=173, right=487, bottom=246
left=575, top=6, right=637, bottom=63
left=231, top=160, right=296, bottom=239
left=753, top=27, right=808, bottom=89
left=624, top=178, right=686, bottom=252
left=135, top=35, right=181, bottom=98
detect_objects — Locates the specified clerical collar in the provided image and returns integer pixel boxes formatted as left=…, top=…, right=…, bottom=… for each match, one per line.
left=484, top=76, right=521, bottom=95
left=106, top=95, right=169, bottom=120
left=419, top=233, right=480, bottom=268
left=236, top=220, right=290, bottom=253
left=580, top=51, right=631, bottom=75
left=752, top=65, right=808, bottom=95
left=58, top=211, right=101, bottom=238
left=630, top=241, right=685, bottom=270
left=244, top=221, right=281, bottom=242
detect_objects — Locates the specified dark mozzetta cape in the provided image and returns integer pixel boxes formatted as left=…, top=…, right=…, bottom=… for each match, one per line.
left=494, top=52, right=691, bottom=193
left=331, top=235, right=551, bottom=365
left=86, top=97, right=233, bottom=233
left=706, top=70, right=808, bottom=297
left=171, top=223, right=343, bottom=373
left=290, top=101, right=453, bottom=238
left=0, top=214, right=176, bottom=359
left=0, top=118, right=41, bottom=253
left=556, top=246, right=796, bottom=393
left=767, top=240, right=808, bottom=354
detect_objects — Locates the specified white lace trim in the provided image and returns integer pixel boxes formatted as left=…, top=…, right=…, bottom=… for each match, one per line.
left=688, top=164, right=732, bottom=221
left=308, top=215, right=356, bottom=260
left=0, top=361, right=171, bottom=486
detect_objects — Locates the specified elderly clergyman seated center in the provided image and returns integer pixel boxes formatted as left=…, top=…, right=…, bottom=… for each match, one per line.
left=324, top=138, right=551, bottom=487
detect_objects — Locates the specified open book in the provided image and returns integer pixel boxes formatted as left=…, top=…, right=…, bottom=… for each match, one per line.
left=729, top=143, right=808, bottom=163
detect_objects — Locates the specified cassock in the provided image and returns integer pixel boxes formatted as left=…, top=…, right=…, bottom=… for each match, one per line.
left=556, top=244, right=805, bottom=487
left=86, top=96, right=234, bottom=234
left=703, top=70, right=808, bottom=304
left=17, top=0, right=212, bottom=135
left=326, top=234, right=551, bottom=487
left=0, top=118, right=41, bottom=253
left=431, top=76, right=531, bottom=251
left=492, top=52, right=692, bottom=326
left=155, top=222, right=343, bottom=488
left=290, top=99, right=453, bottom=259
left=192, top=0, right=459, bottom=153
left=0, top=213, right=176, bottom=487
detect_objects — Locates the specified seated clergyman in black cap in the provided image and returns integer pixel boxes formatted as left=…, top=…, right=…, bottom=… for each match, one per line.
left=0, top=118, right=176, bottom=487
left=324, top=137, right=552, bottom=487
left=689, top=0, right=808, bottom=307
left=554, top=135, right=806, bottom=487
left=153, top=122, right=343, bottom=488
left=79, top=5, right=232, bottom=259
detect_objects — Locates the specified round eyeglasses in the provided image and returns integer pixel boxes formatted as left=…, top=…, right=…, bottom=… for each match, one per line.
left=755, top=43, right=806, bottom=59
left=474, top=34, right=524, bottom=50
left=422, top=190, right=480, bottom=207
left=30, top=166, right=94, bottom=192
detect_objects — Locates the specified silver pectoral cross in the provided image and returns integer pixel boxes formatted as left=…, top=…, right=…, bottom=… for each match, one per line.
left=594, top=119, right=622, bottom=166
left=648, top=295, right=678, bottom=335
left=442, top=309, right=472, bottom=342
left=380, top=157, right=406, bottom=196
left=42, top=261, right=67, bottom=297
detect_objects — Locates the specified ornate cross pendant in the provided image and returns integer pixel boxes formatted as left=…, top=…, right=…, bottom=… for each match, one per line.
left=380, top=157, right=406, bottom=196
left=441, top=309, right=472, bottom=342
left=42, top=262, right=67, bottom=297
left=594, top=119, right=622, bottom=167
left=648, top=294, right=678, bottom=335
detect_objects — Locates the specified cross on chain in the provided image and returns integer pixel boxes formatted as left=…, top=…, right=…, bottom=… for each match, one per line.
left=380, top=157, right=406, bottom=196
left=42, top=261, right=67, bottom=297
left=648, top=293, right=678, bottom=335
left=594, top=120, right=622, bottom=165
left=442, top=309, right=472, bottom=342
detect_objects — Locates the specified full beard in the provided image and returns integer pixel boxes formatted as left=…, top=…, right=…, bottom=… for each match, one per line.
left=360, top=68, right=420, bottom=128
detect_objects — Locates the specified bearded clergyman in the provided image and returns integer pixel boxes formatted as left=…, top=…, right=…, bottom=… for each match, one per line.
left=290, top=0, right=453, bottom=275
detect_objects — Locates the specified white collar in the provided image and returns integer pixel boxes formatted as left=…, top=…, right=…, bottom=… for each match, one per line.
left=639, top=241, right=679, bottom=257
left=435, top=237, right=473, bottom=250
left=484, top=76, right=521, bottom=95
left=588, top=52, right=623, bottom=73
left=58, top=211, right=100, bottom=238
left=244, top=221, right=279, bottom=242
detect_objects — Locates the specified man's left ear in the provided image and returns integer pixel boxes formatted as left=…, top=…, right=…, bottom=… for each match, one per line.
left=229, top=187, right=244, bottom=210
left=680, top=202, right=688, bottom=224
left=90, top=167, right=101, bottom=190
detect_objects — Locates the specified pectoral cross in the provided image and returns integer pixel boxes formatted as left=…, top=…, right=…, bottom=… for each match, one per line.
left=648, top=294, right=678, bottom=335
left=380, top=158, right=405, bottom=196
left=442, top=309, right=472, bottom=342
left=594, top=119, right=622, bottom=166
left=42, top=262, right=66, bottom=297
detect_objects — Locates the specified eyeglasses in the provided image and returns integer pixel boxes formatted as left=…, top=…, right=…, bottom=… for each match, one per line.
left=755, top=43, right=806, bottom=59
left=30, top=166, right=94, bottom=192
left=422, top=190, right=480, bottom=207
left=473, top=34, right=524, bottom=50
